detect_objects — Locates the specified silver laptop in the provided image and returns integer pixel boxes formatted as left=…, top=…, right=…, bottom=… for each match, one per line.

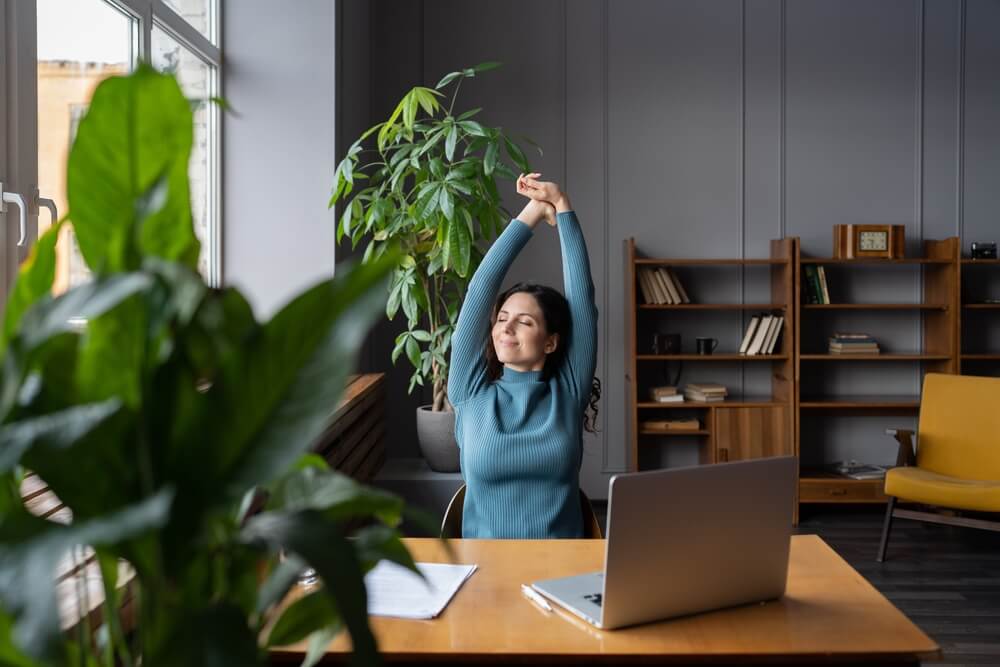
left=532, top=456, right=797, bottom=630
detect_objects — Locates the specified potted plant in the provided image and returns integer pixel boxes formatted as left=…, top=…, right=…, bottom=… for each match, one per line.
left=0, top=65, right=417, bottom=667
left=330, top=62, right=537, bottom=472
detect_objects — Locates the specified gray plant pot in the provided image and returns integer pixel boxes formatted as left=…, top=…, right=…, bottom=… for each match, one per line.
left=416, top=405, right=460, bottom=473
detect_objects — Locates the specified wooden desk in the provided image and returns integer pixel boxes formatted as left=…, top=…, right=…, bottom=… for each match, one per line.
left=272, top=535, right=938, bottom=665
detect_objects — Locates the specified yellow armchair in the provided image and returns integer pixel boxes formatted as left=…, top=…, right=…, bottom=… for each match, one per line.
left=877, top=373, right=1000, bottom=561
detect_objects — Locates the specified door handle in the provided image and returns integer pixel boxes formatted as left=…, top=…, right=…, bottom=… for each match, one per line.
left=0, top=182, right=28, bottom=246
left=36, top=189, right=58, bottom=228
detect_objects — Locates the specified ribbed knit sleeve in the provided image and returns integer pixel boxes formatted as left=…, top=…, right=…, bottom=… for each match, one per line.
left=556, top=211, right=598, bottom=405
left=447, top=219, right=533, bottom=406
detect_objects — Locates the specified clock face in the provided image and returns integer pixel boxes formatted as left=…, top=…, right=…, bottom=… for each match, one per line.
left=859, top=231, right=888, bottom=252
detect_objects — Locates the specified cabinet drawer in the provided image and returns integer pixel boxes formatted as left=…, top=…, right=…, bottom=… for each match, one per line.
left=799, top=479, right=887, bottom=503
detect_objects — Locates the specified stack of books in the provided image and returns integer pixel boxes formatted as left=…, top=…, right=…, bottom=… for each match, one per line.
left=649, top=386, right=684, bottom=403
left=738, top=314, right=785, bottom=355
left=802, top=265, right=831, bottom=304
left=640, top=418, right=701, bottom=432
left=684, top=383, right=728, bottom=402
left=829, top=333, right=880, bottom=355
left=636, top=267, right=691, bottom=305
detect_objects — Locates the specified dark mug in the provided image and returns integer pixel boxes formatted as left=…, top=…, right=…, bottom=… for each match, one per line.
left=653, top=333, right=681, bottom=355
left=696, top=337, right=719, bottom=355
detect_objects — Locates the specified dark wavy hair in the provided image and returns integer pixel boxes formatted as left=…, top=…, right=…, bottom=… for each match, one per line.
left=485, top=283, right=602, bottom=433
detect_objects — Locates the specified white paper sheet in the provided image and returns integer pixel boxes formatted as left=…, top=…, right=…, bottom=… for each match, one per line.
left=364, top=561, right=477, bottom=619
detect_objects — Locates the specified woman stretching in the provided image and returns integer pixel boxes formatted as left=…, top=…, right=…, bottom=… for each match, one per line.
left=448, top=174, right=600, bottom=538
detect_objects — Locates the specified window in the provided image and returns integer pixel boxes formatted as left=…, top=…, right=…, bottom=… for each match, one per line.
left=2, top=0, right=221, bottom=305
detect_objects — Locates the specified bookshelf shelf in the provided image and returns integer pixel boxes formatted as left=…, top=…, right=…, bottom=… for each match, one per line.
left=637, top=354, right=788, bottom=361
left=802, top=303, right=948, bottom=310
left=639, top=430, right=711, bottom=436
left=800, top=257, right=952, bottom=265
left=962, top=354, right=1000, bottom=360
left=635, top=258, right=788, bottom=266
left=799, top=395, right=921, bottom=409
left=799, top=354, right=953, bottom=361
left=637, top=398, right=786, bottom=409
left=639, top=303, right=787, bottom=311
left=961, top=258, right=1000, bottom=265
left=964, top=303, right=1000, bottom=309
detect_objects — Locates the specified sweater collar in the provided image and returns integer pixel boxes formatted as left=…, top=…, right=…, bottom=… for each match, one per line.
left=501, top=367, right=545, bottom=383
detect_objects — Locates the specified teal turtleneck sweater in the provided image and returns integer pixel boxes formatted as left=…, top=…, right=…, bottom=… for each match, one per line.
left=448, top=211, right=598, bottom=538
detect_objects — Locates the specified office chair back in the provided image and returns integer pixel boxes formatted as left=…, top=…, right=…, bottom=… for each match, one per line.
left=917, top=373, right=1000, bottom=480
left=439, top=484, right=603, bottom=539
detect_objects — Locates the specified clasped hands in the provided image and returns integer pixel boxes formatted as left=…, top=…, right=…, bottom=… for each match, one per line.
left=515, top=173, right=573, bottom=228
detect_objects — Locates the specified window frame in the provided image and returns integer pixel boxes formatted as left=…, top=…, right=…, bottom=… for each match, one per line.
left=110, top=0, right=223, bottom=286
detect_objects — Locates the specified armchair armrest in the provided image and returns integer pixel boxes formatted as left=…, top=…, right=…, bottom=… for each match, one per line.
left=884, top=429, right=916, bottom=467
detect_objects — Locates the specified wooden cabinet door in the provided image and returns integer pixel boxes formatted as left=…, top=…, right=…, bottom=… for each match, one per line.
left=713, top=406, right=790, bottom=463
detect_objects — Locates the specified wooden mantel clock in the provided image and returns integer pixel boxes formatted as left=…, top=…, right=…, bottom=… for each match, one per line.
left=833, top=224, right=905, bottom=259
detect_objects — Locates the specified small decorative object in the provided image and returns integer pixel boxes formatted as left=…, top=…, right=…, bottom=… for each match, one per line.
left=649, top=386, right=682, bottom=403
left=833, top=224, right=905, bottom=259
left=653, top=332, right=681, bottom=355
left=970, top=241, right=997, bottom=260
left=695, top=337, right=718, bottom=355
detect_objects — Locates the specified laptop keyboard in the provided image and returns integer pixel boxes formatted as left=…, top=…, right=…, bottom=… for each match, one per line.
left=583, top=593, right=603, bottom=607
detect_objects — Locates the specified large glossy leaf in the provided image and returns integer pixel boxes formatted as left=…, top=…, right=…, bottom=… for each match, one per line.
left=168, top=252, right=396, bottom=510
left=265, top=590, right=337, bottom=648
left=241, top=510, right=379, bottom=667
left=150, top=603, right=264, bottom=667
left=66, top=63, right=199, bottom=273
left=1, top=220, right=64, bottom=349
left=0, top=489, right=172, bottom=663
left=0, top=400, right=121, bottom=474
left=266, top=467, right=404, bottom=526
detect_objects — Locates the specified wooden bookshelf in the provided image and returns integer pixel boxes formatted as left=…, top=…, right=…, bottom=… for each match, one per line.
left=959, top=257, right=1000, bottom=377
left=624, top=238, right=796, bottom=474
left=795, top=238, right=959, bottom=506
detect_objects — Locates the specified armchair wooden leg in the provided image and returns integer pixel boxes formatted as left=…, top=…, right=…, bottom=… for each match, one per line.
left=877, top=496, right=897, bottom=562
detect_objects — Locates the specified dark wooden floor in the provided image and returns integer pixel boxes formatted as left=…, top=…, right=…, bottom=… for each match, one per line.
left=797, top=505, right=1000, bottom=666
left=592, top=503, right=1000, bottom=665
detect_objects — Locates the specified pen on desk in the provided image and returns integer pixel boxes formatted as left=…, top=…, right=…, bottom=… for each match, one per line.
left=521, top=584, right=553, bottom=612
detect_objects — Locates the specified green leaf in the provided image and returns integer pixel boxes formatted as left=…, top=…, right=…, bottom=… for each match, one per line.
left=457, top=107, right=482, bottom=121
left=439, top=187, right=454, bottom=222
left=0, top=400, right=121, bottom=474
left=410, top=330, right=432, bottom=343
left=0, top=489, right=173, bottom=663
left=435, top=71, right=462, bottom=89
left=405, top=336, right=421, bottom=370
left=75, top=294, right=146, bottom=409
left=352, top=524, right=419, bottom=574
left=458, top=120, right=487, bottom=137
left=2, top=220, right=64, bottom=349
left=255, top=556, right=306, bottom=615
left=484, top=141, right=499, bottom=176
left=265, top=590, right=337, bottom=647
left=266, top=466, right=404, bottom=526
left=67, top=63, right=199, bottom=273
left=193, top=251, right=398, bottom=502
left=472, top=61, right=502, bottom=73
left=302, top=625, right=341, bottom=667
left=240, top=510, right=380, bottom=667
left=448, top=215, right=472, bottom=277
left=445, top=125, right=458, bottom=161
left=503, top=136, right=529, bottom=174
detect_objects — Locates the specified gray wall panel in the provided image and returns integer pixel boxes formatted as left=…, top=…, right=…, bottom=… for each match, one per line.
left=922, top=0, right=961, bottom=241
left=784, top=0, right=920, bottom=257
left=963, top=0, right=1000, bottom=245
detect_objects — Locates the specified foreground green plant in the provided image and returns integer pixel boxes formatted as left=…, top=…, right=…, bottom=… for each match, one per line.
left=0, top=64, right=413, bottom=667
left=332, top=62, right=538, bottom=410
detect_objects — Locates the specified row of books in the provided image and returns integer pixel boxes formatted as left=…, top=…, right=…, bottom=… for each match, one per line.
left=802, top=265, right=831, bottom=304
left=828, top=332, right=880, bottom=355
left=636, top=267, right=691, bottom=305
left=648, top=383, right=728, bottom=403
left=738, top=314, right=784, bottom=355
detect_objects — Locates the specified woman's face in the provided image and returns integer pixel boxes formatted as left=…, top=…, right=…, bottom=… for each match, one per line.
left=492, top=292, right=559, bottom=371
